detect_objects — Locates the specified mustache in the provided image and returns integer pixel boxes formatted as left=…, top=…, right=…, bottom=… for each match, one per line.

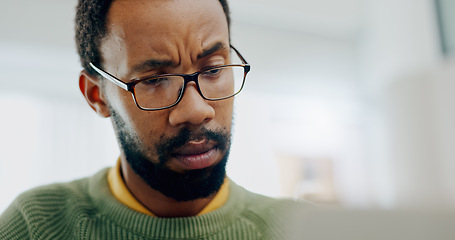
left=156, top=127, right=230, bottom=161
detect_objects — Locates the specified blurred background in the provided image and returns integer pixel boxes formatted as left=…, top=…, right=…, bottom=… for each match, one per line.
left=1, top=0, right=455, bottom=213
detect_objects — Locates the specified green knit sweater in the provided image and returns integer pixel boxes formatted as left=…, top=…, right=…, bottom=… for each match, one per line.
left=0, top=168, right=309, bottom=239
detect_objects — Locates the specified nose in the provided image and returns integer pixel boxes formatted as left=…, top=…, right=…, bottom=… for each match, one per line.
left=168, top=83, right=215, bottom=127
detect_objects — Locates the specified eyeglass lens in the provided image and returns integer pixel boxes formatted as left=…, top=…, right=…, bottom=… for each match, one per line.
left=133, top=65, right=245, bottom=109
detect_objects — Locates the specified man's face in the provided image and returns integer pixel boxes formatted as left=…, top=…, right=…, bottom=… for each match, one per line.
left=99, top=0, right=233, bottom=201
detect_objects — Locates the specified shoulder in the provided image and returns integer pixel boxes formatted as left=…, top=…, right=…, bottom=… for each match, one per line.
left=5, top=176, right=93, bottom=225
left=245, top=189, right=312, bottom=209
left=230, top=181, right=314, bottom=214
left=18, top=176, right=89, bottom=203
left=14, top=168, right=110, bottom=215
left=0, top=168, right=110, bottom=238
left=228, top=181, right=314, bottom=238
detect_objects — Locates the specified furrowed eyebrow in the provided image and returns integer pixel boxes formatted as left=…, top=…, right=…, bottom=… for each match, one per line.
left=197, top=42, right=227, bottom=59
left=128, top=42, right=226, bottom=78
left=130, top=59, right=174, bottom=76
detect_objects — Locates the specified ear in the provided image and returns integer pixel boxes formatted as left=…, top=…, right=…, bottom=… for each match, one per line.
left=79, top=70, right=111, bottom=118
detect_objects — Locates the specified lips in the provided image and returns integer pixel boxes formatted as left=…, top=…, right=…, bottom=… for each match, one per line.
left=173, top=140, right=220, bottom=170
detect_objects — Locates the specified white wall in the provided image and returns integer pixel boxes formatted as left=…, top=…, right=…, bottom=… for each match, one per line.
left=359, top=0, right=455, bottom=209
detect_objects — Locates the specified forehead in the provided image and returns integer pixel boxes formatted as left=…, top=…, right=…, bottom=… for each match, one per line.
left=108, top=0, right=223, bottom=26
left=104, top=0, right=229, bottom=58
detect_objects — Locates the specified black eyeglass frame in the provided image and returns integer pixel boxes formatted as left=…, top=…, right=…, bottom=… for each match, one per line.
left=89, top=45, right=250, bottom=111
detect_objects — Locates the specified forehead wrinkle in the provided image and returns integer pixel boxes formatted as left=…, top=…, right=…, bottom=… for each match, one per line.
left=106, top=0, right=229, bottom=75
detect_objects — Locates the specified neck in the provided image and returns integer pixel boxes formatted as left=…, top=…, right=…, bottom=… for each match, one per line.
left=120, top=158, right=214, bottom=218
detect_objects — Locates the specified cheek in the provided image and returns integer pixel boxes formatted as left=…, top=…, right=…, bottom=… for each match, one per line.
left=126, top=110, right=171, bottom=148
left=104, top=83, right=134, bottom=111
left=134, top=111, right=170, bottom=136
left=213, top=99, right=234, bottom=128
left=106, top=84, right=171, bottom=139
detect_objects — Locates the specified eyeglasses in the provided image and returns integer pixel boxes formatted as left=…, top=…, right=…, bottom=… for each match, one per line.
left=89, top=45, right=250, bottom=111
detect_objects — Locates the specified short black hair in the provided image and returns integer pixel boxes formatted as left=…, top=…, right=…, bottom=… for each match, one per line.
left=75, top=0, right=231, bottom=76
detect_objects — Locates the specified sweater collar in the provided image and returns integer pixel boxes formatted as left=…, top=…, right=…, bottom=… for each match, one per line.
left=107, top=158, right=230, bottom=217
left=89, top=168, right=246, bottom=238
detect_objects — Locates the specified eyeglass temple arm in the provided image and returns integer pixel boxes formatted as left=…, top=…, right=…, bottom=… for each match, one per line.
left=230, top=45, right=248, bottom=64
left=90, top=46, right=247, bottom=91
left=89, top=62, right=130, bottom=91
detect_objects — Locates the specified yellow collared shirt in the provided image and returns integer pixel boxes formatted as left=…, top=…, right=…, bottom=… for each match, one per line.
left=107, top=160, right=229, bottom=216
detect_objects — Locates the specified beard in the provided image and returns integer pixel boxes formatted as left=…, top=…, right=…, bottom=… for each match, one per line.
left=110, top=109, right=231, bottom=202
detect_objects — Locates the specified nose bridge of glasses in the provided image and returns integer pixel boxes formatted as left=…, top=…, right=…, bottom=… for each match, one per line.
left=182, top=71, right=200, bottom=84
left=179, top=72, right=205, bottom=99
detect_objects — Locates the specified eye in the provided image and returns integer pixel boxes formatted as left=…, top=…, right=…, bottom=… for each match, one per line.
left=201, top=68, right=223, bottom=77
left=142, top=77, right=169, bottom=86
